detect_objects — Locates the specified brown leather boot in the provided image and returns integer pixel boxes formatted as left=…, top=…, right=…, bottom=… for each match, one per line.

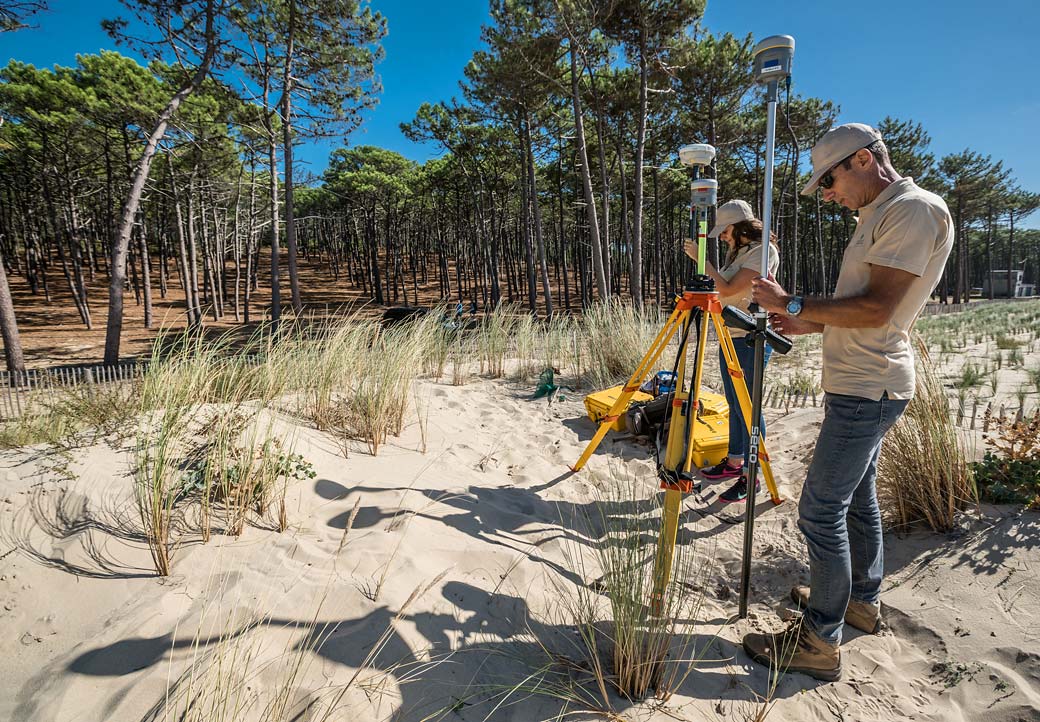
left=790, top=585, right=881, bottom=634
left=742, top=618, right=842, bottom=682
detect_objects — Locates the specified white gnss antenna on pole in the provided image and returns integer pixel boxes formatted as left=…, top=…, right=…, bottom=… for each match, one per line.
left=678, top=143, right=716, bottom=284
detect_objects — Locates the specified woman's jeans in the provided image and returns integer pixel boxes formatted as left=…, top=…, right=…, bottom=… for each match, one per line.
left=799, top=392, right=909, bottom=645
left=718, top=340, right=772, bottom=465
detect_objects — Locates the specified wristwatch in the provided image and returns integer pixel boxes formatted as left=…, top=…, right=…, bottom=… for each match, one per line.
left=786, top=295, right=804, bottom=316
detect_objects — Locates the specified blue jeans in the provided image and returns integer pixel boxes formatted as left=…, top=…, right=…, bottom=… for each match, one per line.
left=799, top=392, right=909, bottom=645
left=718, top=340, right=772, bottom=465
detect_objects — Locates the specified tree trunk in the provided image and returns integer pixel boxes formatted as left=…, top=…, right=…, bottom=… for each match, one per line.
left=232, top=172, right=243, bottom=322
left=103, top=1, right=218, bottom=364
left=367, top=203, right=383, bottom=304
left=39, top=142, right=91, bottom=328
left=186, top=171, right=203, bottom=325
left=0, top=260, right=25, bottom=375
left=245, top=166, right=258, bottom=323
left=281, top=0, right=303, bottom=316
left=651, top=143, right=661, bottom=305
left=587, top=62, right=612, bottom=297
left=630, top=44, right=648, bottom=309
left=569, top=42, right=606, bottom=301
left=986, top=203, right=994, bottom=300
left=137, top=212, right=153, bottom=328
left=268, top=129, right=282, bottom=325
left=518, top=120, right=538, bottom=312
left=167, top=154, right=199, bottom=327
left=1006, top=209, right=1016, bottom=298
left=524, top=110, right=553, bottom=317
left=617, top=130, right=631, bottom=296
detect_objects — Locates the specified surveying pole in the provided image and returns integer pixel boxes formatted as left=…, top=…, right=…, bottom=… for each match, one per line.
left=738, top=34, right=795, bottom=620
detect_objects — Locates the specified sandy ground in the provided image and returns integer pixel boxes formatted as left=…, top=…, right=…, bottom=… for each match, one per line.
left=1, top=365, right=1038, bottom=722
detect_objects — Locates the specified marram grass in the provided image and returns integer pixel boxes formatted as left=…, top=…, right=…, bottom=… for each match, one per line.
left=878, top=336, right=977, bottom=532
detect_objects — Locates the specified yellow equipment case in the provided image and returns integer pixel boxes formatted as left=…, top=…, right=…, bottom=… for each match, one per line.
left=685, top=401, right=729, bottom=468
left=583, top=386, right=731, bottom=467
left=583, top=386, right=653, bottom=432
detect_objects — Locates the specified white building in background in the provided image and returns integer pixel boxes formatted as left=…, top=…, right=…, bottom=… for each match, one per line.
left=984, top=270, right=1035, bottom=297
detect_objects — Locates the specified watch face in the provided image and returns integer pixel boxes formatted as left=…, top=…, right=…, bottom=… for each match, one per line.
left=787, top=298, right=802, bottom=315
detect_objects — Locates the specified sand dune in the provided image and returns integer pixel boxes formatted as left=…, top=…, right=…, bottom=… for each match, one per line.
left=1, top=371, right=1038, bottom=721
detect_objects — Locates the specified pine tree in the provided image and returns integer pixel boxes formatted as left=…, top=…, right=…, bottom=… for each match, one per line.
left=101, top=0, right=232, bottom=364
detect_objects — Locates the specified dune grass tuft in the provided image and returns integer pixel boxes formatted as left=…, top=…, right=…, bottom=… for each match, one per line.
left=878, top=337, right=976, bottom=532
left=581, top=300, right=663, bottom=390
left=494, top=465, right=716, bottom=716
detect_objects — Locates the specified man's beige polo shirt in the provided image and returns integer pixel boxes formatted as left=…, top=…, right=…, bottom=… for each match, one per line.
left=821, top=177, right=954, bottom=400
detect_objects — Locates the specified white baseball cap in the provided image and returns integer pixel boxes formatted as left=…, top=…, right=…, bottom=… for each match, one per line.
left=801, top=123, right=883, bottom=196
left=708, top=199, right=756, bottom=238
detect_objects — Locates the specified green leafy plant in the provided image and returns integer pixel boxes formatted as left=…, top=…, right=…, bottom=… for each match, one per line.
left=971, top=409, right=1040, bottom=508
left=988, top=367, right=1000, bottom=395
left=1028, top=366, right=1040, bottom=395
left=931, top=660, right=984, bottom=689
left=174, top=422, right=315, bottom=537
left=780, top=369, right=819, bottom=396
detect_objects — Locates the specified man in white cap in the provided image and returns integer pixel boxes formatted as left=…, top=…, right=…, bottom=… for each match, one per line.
left=741, top=123, right=953, bottom=681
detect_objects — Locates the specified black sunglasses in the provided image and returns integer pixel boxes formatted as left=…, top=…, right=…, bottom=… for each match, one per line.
left=818, top=153, right=855, bottom=190
left=818, top=148, right=869, bottom=190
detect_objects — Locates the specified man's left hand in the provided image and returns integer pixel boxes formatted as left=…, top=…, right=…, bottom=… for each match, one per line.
left=750, top=274, right=790, bottom=314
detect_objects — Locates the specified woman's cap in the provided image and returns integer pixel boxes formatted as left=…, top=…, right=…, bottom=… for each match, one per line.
left=708, top=200, right=756, bottom=238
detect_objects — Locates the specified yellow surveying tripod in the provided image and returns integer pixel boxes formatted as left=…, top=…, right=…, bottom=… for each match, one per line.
left=571, top=286, right=787, bottom=613
left=570, top=141, right=793, bottom=614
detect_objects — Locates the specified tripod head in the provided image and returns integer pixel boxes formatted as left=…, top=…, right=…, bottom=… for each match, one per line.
left=721, top=304, right=793, bottom=355
left=683, top=277, right=716, bottom=293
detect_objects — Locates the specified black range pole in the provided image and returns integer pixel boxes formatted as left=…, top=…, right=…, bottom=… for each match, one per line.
left=739, top=35, right=795, bottom=620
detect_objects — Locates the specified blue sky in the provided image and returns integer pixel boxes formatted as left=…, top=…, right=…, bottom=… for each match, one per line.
left=5, top=0, right=1039, bottom=226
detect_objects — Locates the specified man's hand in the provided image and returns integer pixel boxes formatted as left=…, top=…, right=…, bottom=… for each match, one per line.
left=750, top=274, right=790, bottom=314
left=769, top=313, right=820, bottom=336
left=682, top=238, right=698, bottom=261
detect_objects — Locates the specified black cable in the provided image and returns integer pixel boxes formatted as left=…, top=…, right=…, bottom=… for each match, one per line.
left=775, top=77, right=799, bottom=230
left=654, top=312, right=692, bottom=470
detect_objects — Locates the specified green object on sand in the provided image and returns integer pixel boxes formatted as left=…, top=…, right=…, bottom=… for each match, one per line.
left=532, top=367, right=560, bottom=399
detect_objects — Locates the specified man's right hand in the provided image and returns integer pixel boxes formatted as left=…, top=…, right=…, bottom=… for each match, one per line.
left=769, top=313, right=820, bottom=336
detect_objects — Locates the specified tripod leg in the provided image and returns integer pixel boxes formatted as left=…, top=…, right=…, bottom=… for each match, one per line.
left=651, top=487, right=683, bottom=616
left=572, top=306, right=686, bottom=471
left=651, top=312, right=698, bottom=615
left=711, top=314, right=782, bottom=504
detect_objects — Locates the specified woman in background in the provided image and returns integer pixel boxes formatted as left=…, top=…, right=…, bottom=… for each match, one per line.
left=684, top=199, right=779, bottom=503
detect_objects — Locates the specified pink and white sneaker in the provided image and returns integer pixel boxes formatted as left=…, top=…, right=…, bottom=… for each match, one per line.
left=701, top=460, right=743, bottom=480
